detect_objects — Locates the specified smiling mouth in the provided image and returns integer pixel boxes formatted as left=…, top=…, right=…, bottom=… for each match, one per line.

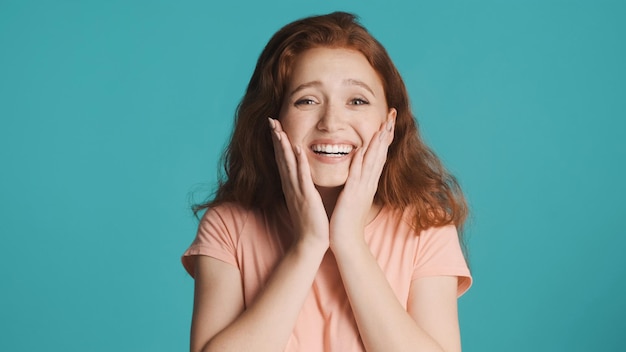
left=311, top=144, right=355, bottom=157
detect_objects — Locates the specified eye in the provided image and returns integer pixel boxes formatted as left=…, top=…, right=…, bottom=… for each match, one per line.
left=294, top=98, right=316, bottom=106
left=350, top=98, right=369, bottom=105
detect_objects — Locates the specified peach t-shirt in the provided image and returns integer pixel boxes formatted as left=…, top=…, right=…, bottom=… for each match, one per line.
left=182, top=203, right=472, bottom=351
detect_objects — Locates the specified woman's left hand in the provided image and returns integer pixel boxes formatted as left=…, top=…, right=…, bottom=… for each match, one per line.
left=329, top=118, right=394, bottom=252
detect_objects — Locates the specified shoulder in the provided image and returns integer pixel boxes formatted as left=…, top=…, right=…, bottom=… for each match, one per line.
left=193, top=202, right=264, bottom=257
left=365, top=205, right=420, bottom=252
left=198, top=202, right=259, bottom=233
left=414, top=224, right=472, bottom=296
left=374, top=206, right=472, bottom=296
left=182, top=202, right=266, bottom=277
left=371, top=205, right=419, bottom=233
left=201, top=202, right=254, bottom=221
left=197, top=202, right=283, bottom=246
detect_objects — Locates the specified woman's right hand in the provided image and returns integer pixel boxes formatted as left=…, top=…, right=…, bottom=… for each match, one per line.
left=269, top=117, right=330, bottom=250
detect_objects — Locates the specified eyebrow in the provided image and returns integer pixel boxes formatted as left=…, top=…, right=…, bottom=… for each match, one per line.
left=344, top=79, right=376, bottom=97
left=288, top=79, right=376, bottom=98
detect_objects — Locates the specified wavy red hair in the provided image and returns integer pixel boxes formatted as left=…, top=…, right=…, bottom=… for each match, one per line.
left=195, top=12, right=468, bottom=233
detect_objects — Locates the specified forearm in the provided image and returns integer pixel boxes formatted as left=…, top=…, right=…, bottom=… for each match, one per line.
left=203, top=241, right=327, bottom=352
left=332, top=241, right=446, bottom=352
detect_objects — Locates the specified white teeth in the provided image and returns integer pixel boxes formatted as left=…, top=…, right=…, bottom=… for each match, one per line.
left=312, top=144, right=353, bottom=154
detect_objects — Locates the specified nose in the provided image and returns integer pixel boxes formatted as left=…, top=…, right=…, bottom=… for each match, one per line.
left=316, top=103, right=345, bottom=132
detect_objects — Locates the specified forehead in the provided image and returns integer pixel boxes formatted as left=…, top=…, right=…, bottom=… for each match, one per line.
left=287, top=47, right=384, bottom=91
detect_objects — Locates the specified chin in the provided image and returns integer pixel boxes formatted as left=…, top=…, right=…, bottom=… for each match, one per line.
left=313, top=182, right=346, bottom=189
left=311, top=174, right=348, bottom=188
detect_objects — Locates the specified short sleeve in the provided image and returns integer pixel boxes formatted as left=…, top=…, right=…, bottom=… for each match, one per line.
left=412, top=225, right=472, bottom=296
left=181, top=205, right=246, bottom=278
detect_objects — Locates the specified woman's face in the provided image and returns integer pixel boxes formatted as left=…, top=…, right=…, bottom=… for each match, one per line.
left=279, top=47, right=396, bottom=188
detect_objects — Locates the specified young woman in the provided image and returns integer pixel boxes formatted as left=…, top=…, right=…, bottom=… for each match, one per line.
left=182, top=12, right=472, bottom=352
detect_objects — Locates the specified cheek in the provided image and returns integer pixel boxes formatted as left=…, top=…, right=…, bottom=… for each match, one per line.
left=280, top=109, right=318, bottom=140
left=359, top=115, right=386, bottom=141
left=279, top=115, right=305, bottom=142
left=363, top=127, right=380, bottom=144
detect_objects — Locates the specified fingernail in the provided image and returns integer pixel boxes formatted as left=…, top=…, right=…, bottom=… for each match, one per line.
left=274, top=130, right=281, bottom=141
left=379, top=130, right=385, bottom=141
left=268, top=117, right=275, bottom=129
left=386, top=120, right=393, bottom=132
left=295, top=145, right=302, bottom=155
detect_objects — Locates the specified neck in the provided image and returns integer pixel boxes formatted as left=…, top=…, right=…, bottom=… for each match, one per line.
left=316, top=185, right=383, bottom=224
left=316, top=186, right=342, bottom=219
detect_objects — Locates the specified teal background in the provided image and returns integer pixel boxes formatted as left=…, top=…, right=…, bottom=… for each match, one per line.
left=1, top=0, right=624, bottom=351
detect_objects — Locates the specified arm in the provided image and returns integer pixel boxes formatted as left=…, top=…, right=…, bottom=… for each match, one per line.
left=190, top=256, right=243, bottom=352
left=191, top=242, right=326, bottom=352
left=189, top=118, right=330, bottom=352
left=329, top=117, right=463, bottom=351
left=332, top=244, right=462, bottom=352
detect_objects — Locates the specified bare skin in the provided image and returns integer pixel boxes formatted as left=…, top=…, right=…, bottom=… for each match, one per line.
left=190, top=48, right=462, bottom=352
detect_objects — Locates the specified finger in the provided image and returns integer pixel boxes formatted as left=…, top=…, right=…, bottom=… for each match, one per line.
left=361, top=127, right=385, bottom=169
left=269, top=118, right=288, bottom=175
left=347, top=146, right=365, bottom=183
left=345, top=125, right=383, bottom=188
left=269, top=118, right=300, bottom=194
left=294, top=144, right=316, bottom=195
left=273, top=119, right=299, bottom=179
left=361, top=120, right=393, bottom=186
